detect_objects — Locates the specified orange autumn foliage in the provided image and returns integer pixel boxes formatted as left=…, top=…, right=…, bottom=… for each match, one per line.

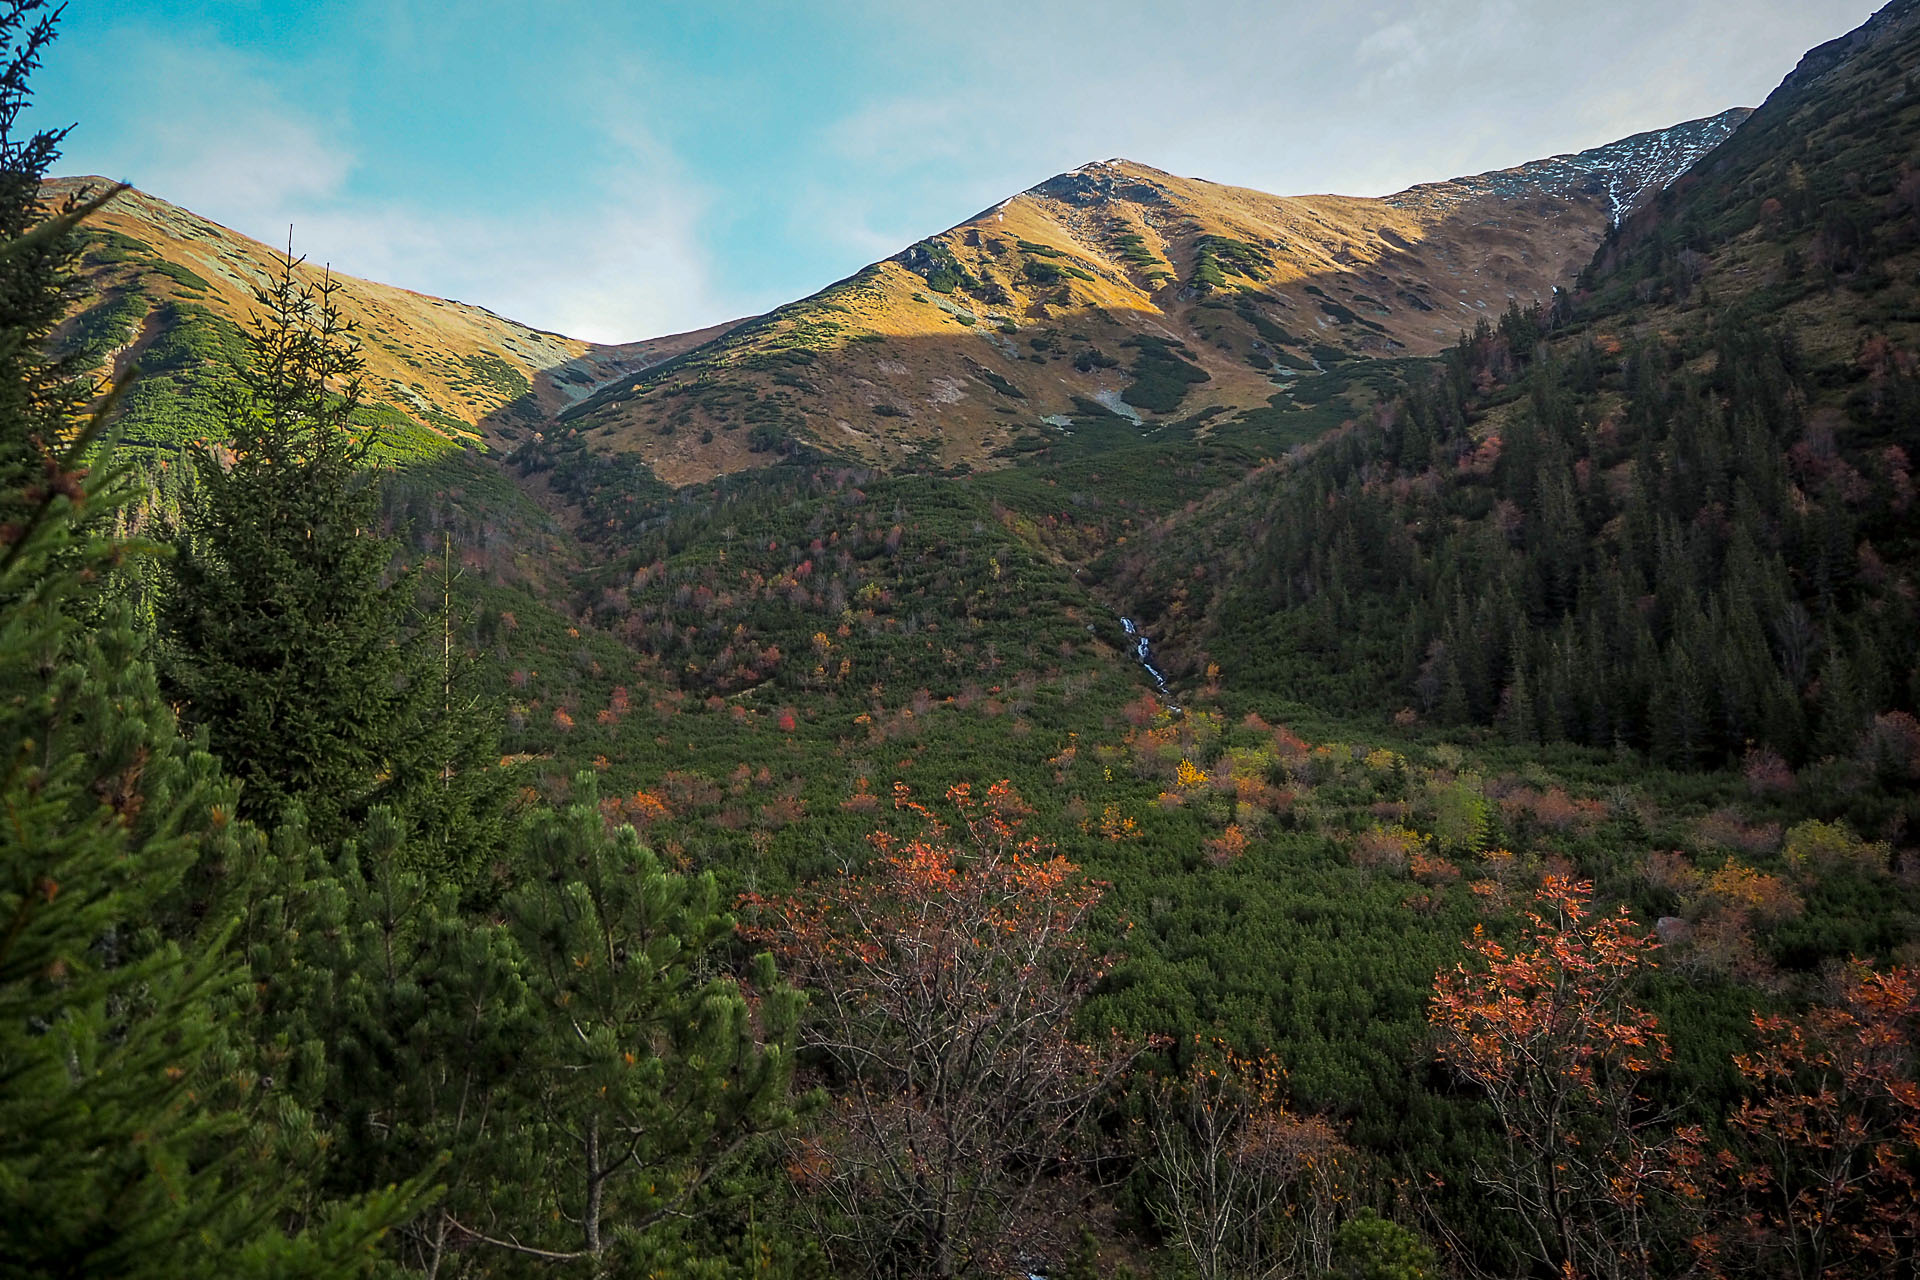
left=839, top=776, right=880, bottom=814
left=1148, top=1038, right=1357, bottom=1279
left=1678, top=961, right=1920, bottom=1279
left=740, top=781, right=1132, bottom=1273
left=1429, top=877, right=1676, bottom=1280
left=1086, top=803, right=1141, bottom=841
left=1204, top=823, right=1250, bottom=867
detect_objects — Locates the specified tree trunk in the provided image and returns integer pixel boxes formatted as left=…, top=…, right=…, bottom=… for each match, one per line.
left=584, top=1115, right=604, bottom=1257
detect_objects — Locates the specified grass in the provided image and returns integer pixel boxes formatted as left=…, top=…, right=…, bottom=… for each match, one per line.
left=973, top=368, right=1026, bottom=399
left=355, top=402, right=464, bottom=464
left=64, top=290, right=151, bottom=370
left=1110, top=231, right=1163, bottom=271
left=1023, top=256, right=1096, bottom=286
left=79, top=227, right=154, bottom=265
left=1023, top=258, right=1065, bottom=285
left=105, top=301, right=251, bottom=447
left=917, top=240, right=976, bottom=294
left=457, top=352, right=533, bottom=403
left=148, top=260, right=212, bottom=293
left=1236, top=300, right=1307, bottom=350
left=1316, top=298, right=1387, bottom=333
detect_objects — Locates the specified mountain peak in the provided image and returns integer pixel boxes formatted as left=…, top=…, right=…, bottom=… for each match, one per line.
left=534, top=111, right=1758, bottom=482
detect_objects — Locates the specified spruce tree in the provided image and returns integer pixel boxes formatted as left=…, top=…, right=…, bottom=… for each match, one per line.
left=0, top=0, right=83, bottom=528
left=160, top=246, right=501, bottom=868
left=234, top=803, right=538, bottom=1275
left=0, top=426, right=416, bottom=1276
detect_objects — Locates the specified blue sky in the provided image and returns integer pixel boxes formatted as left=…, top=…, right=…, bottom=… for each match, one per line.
left=41, top=0, right=1880, bottom=342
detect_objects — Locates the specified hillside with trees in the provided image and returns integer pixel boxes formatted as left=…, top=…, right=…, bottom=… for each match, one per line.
left=10, top=1, right=1920, bottom=1278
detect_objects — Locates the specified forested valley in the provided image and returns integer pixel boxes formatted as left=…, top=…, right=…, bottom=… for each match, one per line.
left=7, top=1, right=1920, bottom=1278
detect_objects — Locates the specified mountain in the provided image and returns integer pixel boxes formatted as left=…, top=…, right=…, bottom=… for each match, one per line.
left=553, top=112, right=1746, bottom=482
left=24, top=5, right=1920, bottom=1277
left=53, top=178, right=734, bottom=458
left=452, top=6, right=1920, bottom=1260
left=1584, top=0, right=1920, bottom=366
left=57, top=111, right=1744, bottom=486
left=1400, top=111, right=1753, bottom=228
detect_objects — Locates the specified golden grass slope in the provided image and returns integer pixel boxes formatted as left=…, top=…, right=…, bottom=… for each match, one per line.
left=560, top=114, right=1747, bottom=482
left=52, top=111, right=1744, bottom=486
left=51, top=177, right=729, bottom=450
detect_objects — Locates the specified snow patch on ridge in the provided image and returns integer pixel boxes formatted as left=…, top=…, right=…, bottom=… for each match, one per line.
left=1385, top=108, right=1752, bottom=224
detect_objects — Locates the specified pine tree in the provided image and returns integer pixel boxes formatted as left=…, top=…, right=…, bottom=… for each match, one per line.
left=0, top=0, right=86, bottom=529
left=233, top=804, right=538, bottom=1275
left=0, top=446, right=417, bottom=1275
left=1500, top=652, right=1536, bottom=743
left=1814, top=646, right=1866, bottom=760
left=160, top=244, right=501, bottom=868
left=1330, top=1210, right=1437, bottom=1280
left=459, top=772, right=802, bottom=1270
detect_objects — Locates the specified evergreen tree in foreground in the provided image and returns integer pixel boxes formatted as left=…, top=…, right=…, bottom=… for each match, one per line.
left=161, top=246, right=502, bottom=868
left=0, top=396, right=415, bottom=1277
left=493, top=775, right=803, bottom=1269
left=0, top=0, right=84, bottom=532
left=146, top=202, right=802, bottom=1276
left=0, top=3, right=415, bottom=1270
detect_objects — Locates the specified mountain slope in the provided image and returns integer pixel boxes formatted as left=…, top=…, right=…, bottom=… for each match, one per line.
left=1583, top=0, right=1920, bottom=366
left=59, top=111, right=1744, bottom=487
left=1100, top=0, right=1920, bottom=781
left=552, top=112, right=1745, bottom=482
left=53, top=178, right=733, bottom=457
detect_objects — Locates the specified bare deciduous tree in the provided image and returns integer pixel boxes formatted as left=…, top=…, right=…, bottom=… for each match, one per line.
left=745, top=781, right=1134, bottom=1278
left=1146, top=1040, right=1356, bottom=1280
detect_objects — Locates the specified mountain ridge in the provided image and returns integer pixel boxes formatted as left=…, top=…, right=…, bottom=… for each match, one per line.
left=58, top=110, right=1747, bottom=485
left=1103, top=0, right=1920, bottom=766
left=539, top=110, right=1747, bottom=484
left=51, top=176, right=740, bottom=458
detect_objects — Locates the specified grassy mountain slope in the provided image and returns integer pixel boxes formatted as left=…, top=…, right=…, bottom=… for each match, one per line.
left=552, top=114, right=1745, bottom=481
left=52, top=178, right=733, bottom=459
left=59, top=112, right=1743, bottom=489
left=52, top=6, right=1920, bottom=1273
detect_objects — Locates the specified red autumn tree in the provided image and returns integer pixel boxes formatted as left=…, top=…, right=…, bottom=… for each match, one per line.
left=1429, top=876, right=1678, bottom=1280
left=742, top=781, right=1133, bottom=1279
left=1681, top=961, right=1920, bottom=1280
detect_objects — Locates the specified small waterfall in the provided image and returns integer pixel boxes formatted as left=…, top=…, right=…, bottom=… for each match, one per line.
left=1119, top=617, right=1181, bottom=713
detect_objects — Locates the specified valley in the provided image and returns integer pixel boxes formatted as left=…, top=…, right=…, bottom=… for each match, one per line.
left=14, top=1, right=1920, bottom=1277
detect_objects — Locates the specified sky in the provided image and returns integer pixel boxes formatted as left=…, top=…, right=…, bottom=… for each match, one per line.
left=40, top=0, right=1882, bottom=343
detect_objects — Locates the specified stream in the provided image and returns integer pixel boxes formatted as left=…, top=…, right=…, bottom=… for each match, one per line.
left=1119, top=616, right=1181, bottom=713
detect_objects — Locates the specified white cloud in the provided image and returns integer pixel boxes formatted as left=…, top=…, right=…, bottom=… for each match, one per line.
left=1353, top=20, right=1427, bottom=83
left=70, top=38, right=353, bottom=234
left=243, top=161, right=730, bottom=344
left=802, top=0, right=1877, bottom=204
